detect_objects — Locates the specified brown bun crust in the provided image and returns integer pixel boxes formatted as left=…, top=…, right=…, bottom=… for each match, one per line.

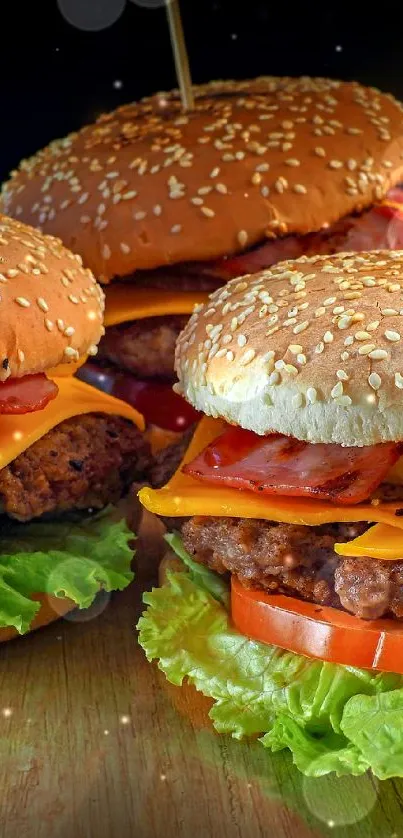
left=0, top=594, right=75, bottom=642
left=175, top=250, right=403, bottom=447
left=0, top=215, right=104, bottom=379
left=3, top=78, right=403, bottom=282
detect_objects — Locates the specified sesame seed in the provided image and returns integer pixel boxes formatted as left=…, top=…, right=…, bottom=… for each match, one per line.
left=215, top=183, right=228, bottom=194
left=102, top=244, right=111, bottom=260
left=368, top=372, right=382, bottom=390
left=191, top=197, right=204, bottom=206
left=201, top=207, right=215, bottom=218
left=88, top=345, right=98, bottom=357
left=323, top=331, right=334, bottom=343
left=355, top=331, right=371, bottom=341
left=268, top=372, right=280, bottom=385
left=385, top=330, right=401, bottom=342
left=226, top=350, right=234, bottom=362
left=68, top=294, right=79, bottom=305
left=15, top=297, right=30, bottom=308
left=293, top=320, right=309, bottom=334
left=285, top=158, right=300, bottom=167
left=331, top=382, right=344, bottom=398
left=369, top=349, right=388, bottom=360
left=210, top=167, right=220, bottom=178
left=237, top=230, right=248, bottom=247
left=120, top=242, right=131, bottom=254
left=251, top=172, right=262, bottom=185
left=341, top=351, right=349, bottom=362
left=366, top=321, right=380, bottom=331
left=240, top=349, right=256, bottom=366
left=64, top=347, right=78, bottom=358
left=237, top=334, right=247, bottom=347
left=315, top=342, right=324, bottom=354
left=64, top=326, right=75, bottom=337
left=306, top=387, right=318, bottom=404
left=153, top=204, right=162, bottom=216
left=336, top=369, right=349, bottom=381
left=171, top=224, right=182, bottom=234
left=45, top=319, right=53, bottom=331
left=344, top=335, right=354, bottom=346
left=134, top=211, right=146, bottom=221
left=337, top=316, right=352, bottom=329
left=395, top=373, right=403, bottom=389
left=358, top=343, right=376, bottom=355
left=288, top=344, right=303, bottom=354
left=296, top=353, right=307, bottom=365
left=293, top=184, right=307, bottom=194
left=314, top=147, right=326, bottom=157
left=329, top=160, right=343, bottom=169
left=36, top=297, right=48, bottom=312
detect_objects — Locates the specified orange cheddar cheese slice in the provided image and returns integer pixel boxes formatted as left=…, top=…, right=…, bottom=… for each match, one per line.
left=139, top=417, right=403, bottom=531
left=104, top=285, right=210, bottom=327
left=335, top=524, right=403, bottom=560
left=0, top=376, right=144, bottom=470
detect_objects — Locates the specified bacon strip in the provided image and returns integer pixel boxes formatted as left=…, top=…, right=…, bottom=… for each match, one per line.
left=183, top=425, right=402, bottom=505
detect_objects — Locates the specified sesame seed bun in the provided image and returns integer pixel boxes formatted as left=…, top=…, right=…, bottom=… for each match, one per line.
left=2, top=78, right=403, bottom=283
left=175, top=250, right=403, bottom=447
left=0, top=215, right=104, bottom=379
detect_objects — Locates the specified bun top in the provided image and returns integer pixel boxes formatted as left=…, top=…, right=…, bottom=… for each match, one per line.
left=2, top=77, right=403, bottom=283
left=0, top=215, right=104, bottom=379
left=175, top=250, right=403, bottom=447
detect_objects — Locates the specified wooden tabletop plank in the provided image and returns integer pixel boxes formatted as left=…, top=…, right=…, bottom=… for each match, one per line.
left=0, top=510, right=402, bottom=837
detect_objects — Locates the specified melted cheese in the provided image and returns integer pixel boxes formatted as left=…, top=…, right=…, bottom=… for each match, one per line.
left=47, top=355, right=88, bottom=378
left=335, top=524, right=403, bottom=560
left=104, top=285, right=210, bottom=327
left=0, top=376, right=144, bottom=469
left=139, top=416, right=403, bottom=531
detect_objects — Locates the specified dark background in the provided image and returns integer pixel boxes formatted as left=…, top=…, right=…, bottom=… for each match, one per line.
left=2, top=0, right=403, bottom=182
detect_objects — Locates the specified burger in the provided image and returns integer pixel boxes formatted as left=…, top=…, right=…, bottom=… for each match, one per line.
left=0, top=214, right=150, bottom=640
left=139, top=250, right=403, bottom=780
left=3, top=77, right=403, bottom=484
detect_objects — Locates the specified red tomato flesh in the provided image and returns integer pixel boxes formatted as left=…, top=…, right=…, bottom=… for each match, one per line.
left=0, top=374, right=58, bottom=414
left=231, top=576, right=403, bottom=673
left=77, top=363, right=199, bottom=432
left=183, top=425, right=401, bottom=505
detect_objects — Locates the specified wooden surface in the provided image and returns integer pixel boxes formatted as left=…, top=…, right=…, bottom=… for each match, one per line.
left=1, top=512, right=403, bottom=838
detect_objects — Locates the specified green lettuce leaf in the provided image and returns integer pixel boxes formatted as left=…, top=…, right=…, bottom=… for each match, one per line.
left=0, top=507, right=134, bottom=634
left=164, top=531, right=230, bottom=608
left=138, top=556, right=403, bottom=779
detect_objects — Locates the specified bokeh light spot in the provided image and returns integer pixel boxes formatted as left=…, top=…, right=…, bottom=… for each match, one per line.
left=302, top=773, right=378, bottom=827
left=57, top=0, right=126, bottom=32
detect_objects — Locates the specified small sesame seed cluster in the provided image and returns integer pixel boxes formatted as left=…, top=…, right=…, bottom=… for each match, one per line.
left=2, top=77, right=403, bottom=282
left=0, top=215, right=104, bottom=379
left=175, top=250, right=403, bottom=446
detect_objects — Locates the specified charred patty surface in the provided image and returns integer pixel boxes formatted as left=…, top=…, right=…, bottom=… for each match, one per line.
left=180, top=516, right=403, bottom=620
left=0, top=413, right=150, bottom=521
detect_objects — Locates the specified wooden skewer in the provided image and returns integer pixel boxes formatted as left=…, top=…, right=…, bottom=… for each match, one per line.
left=166, top=0, right=194, bottom=111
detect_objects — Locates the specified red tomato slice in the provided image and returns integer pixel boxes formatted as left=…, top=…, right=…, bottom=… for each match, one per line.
left=183, top=425, right=401, bottom=505
left=77, top=363, right=199, bottom=432
left=0, top=374, right=58, bottom=414
left=231, top=576, right=403, bottom=673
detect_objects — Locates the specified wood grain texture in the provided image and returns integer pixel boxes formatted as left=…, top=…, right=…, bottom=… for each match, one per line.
left=0, top=510, right=403, bottom=838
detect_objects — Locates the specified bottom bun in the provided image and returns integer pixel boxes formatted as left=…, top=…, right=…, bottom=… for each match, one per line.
left=0, top=595, right=76, bottom=643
